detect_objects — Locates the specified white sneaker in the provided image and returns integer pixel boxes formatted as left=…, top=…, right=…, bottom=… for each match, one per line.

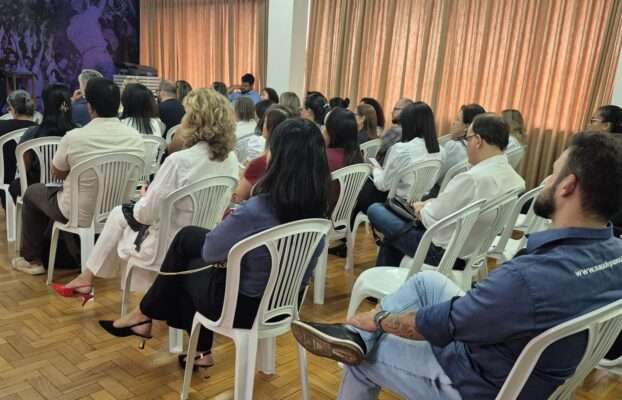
left=11, top=257, right=46, bottom=275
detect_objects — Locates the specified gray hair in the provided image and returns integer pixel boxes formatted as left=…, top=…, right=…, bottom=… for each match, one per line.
left=234, top=96, right=255, bottom=121
left=280, top=92, right=301, bottom=115
left=78, top=69, right=103, bottom=91
left=159, top=79, right=177, bottom=96
left=7, top=90, right=35, bottom=116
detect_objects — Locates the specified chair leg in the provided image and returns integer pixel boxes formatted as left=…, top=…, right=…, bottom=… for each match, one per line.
left=346, top=279, right=370, bottom=319
left=257, top=337, right=276, bottom=374
left=47, top=225, right=60, bottom=285
left=296, top=343, right=310, bottom=400
left=15, top=200, right=22, bottom=257
left=5, top=194, right=16, bottom=242
left=233, top=331, right=258, bottom=400
left=180, top=318, right=201, bottom=400
left=79, top=228, right=95, bottom=273
left=120, top=266, right=135, bottom=316
left=345, top=226, right=356, bottom=271
left=313, top=245, right=328, bottom=305
left=169, top=328, right=184, bottom=354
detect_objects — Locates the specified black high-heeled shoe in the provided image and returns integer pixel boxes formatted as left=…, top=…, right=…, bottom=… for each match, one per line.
left=99, top=319, right=153, bottom=349
left=177, top=351, right=214, bottom=371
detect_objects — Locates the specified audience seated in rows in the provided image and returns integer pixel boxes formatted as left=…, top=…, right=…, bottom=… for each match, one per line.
left=260, top=87, right=279, bottom=103
left=360, top=97, right=386, bottom=135
left=158, top=80, right=185, bottom=137
left=228, top=73, right=261, bottom=104
left=356, top=103, right=378, bottom=144
left=9, top=84, right=77, bottom=203
left=368, top=113, right=524, bottom=267
left=0, top=90, right=37, bottom=208
left=71, top=69, right=102, bottom=127
left=280, top=91, right=302, bottom=116
left=292, top=131, right=622, bottom=400
left=11, top=78, right=145, bottom=275
left=53, top=88, right=239, bottom=299
left=376, top=98, right=414, bottom=164
left=303, top=92, right=329, bottom=127
left=350, top=101, right=444, bottom=230
left=98, top=118, right=331, bottom=369
left=121, top=83, right=162, bottom=137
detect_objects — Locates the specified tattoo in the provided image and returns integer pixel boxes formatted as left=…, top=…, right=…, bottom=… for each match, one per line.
left=380, top=312, right=425, bottom=340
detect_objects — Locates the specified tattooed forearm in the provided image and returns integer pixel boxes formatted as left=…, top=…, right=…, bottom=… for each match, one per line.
left=380, top=312, right=425, bottom=340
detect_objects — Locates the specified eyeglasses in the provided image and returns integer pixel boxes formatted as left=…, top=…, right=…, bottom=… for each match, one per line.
left=457, top=130, right=478, bottom=143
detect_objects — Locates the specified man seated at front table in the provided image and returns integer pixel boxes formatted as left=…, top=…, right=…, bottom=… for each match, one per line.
left=292, top=131, right=622, bottom=399
left=367, top=113, right=525, bottom=268
left=228, top=73, right=261, bottom=104
left=12, top=78, right=145, bottom=275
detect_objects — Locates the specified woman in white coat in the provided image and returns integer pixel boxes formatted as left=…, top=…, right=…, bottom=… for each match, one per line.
left=51, top=88, right=239, bottom=302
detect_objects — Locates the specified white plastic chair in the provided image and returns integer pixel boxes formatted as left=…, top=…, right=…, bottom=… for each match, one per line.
left=488, top=185, right=545, bottom=262
left=235, top=134, right=256, bottom=164
left=180, top=218, right=331, bottom=400
left=120, top=176, right=238, bottom=353
left=165, top=124, right=181, bottom=145
left=506, top=145, right=526, bottom=171
left=141, top=135, right=167, bottom=183
left=360, top=138, right=382, bottom=161
left=46, top=154, right=144, bottom=284
left=598, top=354, right=622, bottom=376
left=450, top=190, right=521, bottom=291
left=346, top=159, right=442, bottom=271
left=32, top=111, right=43, bottom=124
left=313, top=164, right=371, bottom=304
left=438, top=134, right=454, bottom=145
left=15, top=137, right=62, bottom=255
left=439, top=160, right=469, bottom=194
left=0, top=128, right=29, bottom=242
left=0, top=113, right=11, bottom=120
left=496, top=298, right=622, bottom=400
left=346, top=200, right=484, bottom=318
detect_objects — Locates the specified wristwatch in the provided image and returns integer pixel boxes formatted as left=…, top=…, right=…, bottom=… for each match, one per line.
left=374, top=310, right=391, bottom=333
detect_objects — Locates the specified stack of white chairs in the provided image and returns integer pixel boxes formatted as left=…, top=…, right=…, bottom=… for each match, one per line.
left=0, top=128, right=30, bottom=242
left=120, top=175, right=238, bottom=353
left=179, top=218, right=331, bottom=400
left=47, top=154, right=145, bottom=284
left=346, top=159, right=443, bottom=271
left=314, top=163, right=371, bottom=304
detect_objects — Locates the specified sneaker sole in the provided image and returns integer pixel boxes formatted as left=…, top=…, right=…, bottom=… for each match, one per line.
left=291, top=322, right=364, bottom=365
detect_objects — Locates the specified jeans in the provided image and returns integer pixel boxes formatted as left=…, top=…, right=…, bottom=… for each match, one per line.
left=338, top=271, right=464, bottom=400
left=367, top=202, right=445, bottom=267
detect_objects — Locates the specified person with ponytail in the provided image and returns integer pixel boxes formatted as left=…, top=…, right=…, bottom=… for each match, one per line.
left=303, top=92, right=330, bottom=126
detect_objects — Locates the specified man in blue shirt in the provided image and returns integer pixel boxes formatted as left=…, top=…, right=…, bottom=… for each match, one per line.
left=228, top=73, right=261, bottom=104
left=292, top=131, right=622, bottom=399
left=71, top=69, right=102, bottom=127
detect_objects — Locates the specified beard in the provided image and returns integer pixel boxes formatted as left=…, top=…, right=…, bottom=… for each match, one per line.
left=533, top=185, right=555, bottom=219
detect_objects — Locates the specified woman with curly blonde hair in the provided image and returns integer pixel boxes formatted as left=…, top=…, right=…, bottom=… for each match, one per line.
left=53, top=88, right=239, bottom=301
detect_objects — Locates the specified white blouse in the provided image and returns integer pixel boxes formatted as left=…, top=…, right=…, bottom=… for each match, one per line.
left=122, top=117, right=163, bottom=137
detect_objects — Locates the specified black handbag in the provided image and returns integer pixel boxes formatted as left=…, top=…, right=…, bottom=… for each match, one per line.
left=122, top=201, right=150, bottom=251
left=385, top=196, right=420, bottom=224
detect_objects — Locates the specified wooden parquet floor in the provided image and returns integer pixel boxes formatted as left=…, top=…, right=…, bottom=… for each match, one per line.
left=0, top=218, right=621, bottom=399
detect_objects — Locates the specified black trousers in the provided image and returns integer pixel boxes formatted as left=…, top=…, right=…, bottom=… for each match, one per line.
left=350, top=180, right=389, bottom=229
left=140, top=226, right=261, bottom=352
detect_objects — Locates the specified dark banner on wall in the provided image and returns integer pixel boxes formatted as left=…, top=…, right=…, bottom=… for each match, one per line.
left=0, top=0, right=139, bottom=107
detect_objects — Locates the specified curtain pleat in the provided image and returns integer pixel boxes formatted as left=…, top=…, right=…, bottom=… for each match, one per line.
left=306, top=0, right=622, bottom=187
left=140, top=0, right=267, bottom=89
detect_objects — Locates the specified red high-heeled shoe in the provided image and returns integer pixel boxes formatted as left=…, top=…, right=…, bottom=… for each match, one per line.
left=51, top=283, right=94, bottom=306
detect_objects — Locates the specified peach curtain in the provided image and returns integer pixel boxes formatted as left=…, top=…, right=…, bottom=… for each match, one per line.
left=306, top=0, right=622, bottom=187
left=140, top=0, right=267, bottom=89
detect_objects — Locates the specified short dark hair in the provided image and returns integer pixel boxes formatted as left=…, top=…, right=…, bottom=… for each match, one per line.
left=242, top=73, right=255, bottom=86
left=7, top=90, right=35, bottom=116
left=262, top=87, right=279, bottom=103
left=329, top=97, right=350, bottom=109
left=212, top=81, right=227, bottom=97
left=563, top=132, right=622, bottom=220
left=255, top=118, right=331, bottom=222
left=361, top=97, right=386, bottom=128
left=85, top=78, right=120, bottom=118
left=400, top=101, right=439, bottom=153
left=471, top=113, right=509, bottom=150
left=460, top=103, right=486, bottom=124
left=595, top=105, right=622, bottom=133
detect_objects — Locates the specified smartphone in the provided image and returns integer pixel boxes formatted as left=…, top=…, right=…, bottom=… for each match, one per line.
left=368, top=157, right=381, bottom=168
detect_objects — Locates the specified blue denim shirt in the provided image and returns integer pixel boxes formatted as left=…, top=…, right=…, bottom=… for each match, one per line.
left=72, top=97, right=91, bottom=127
left=416, top=226, right=622, bottom=399
left=228, top=90, right=261, bottom=105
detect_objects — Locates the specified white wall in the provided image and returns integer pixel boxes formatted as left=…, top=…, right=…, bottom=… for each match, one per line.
left=266, top=0, right=309, bottom=98
left=612, top=47, right=622, bottom=106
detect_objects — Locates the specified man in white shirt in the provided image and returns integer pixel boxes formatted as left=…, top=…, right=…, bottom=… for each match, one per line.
left=367, top=113, right=525, bottom=267
left=13, top=78, right=145, bottom=275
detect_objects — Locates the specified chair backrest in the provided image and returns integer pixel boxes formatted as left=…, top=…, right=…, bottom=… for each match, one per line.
left=492, top=185, right=544, bottom=254
left=439, top=160, right=469, bottom=193
left=165, top=124, right=181, bottom=144
left=65, top=153, right=144, bottom=228
left=405, top=200, right=485, bottom=278
left=496, top=298, right=622, bottom=400
left=330, top=163, right=372, bottom=232
left=215, top=218, right=331, bottom=334
left=15, top=137, right=62, bottom=194
left=141, top=135, right=167, bottom=181
left=0, top=128, right=29, bottom=184
left=438, top=134, right=453, bottom=145
left=235, top=134, right=256, bottom=163
left=33, top=111, right=43, bottom=124
left=156, top=176, right=238, bottom=255
left=0, top=113, right=11, bottom=120
left=506, top=145, right=526, bottom=171
left=388, top=159, right=443, bottom=202
left=360, top=138, right=382, bottom=161
left=462, top=191, right=521, bottom=269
